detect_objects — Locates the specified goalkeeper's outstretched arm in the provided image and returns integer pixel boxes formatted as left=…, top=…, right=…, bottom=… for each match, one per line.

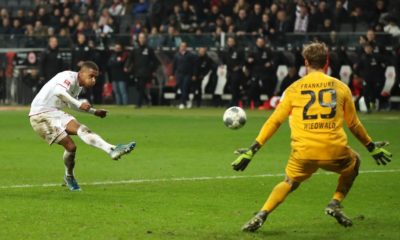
left=344, top=89, right=392, bottom=165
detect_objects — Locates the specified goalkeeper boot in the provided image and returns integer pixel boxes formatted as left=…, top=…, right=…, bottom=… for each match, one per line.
left=325, top=200, right=353, bottom=227
left=242, top=210, right=268, bottom=232
left=110, top=142, right=136, bottom=160
left=64, top=175, right=81, bottom=191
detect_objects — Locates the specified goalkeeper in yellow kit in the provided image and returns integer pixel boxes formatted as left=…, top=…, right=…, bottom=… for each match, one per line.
left=232, top=42, right=392, bottom=232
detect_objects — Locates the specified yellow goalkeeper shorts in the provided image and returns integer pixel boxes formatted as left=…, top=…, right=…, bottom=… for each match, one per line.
left=285, top=149, right=359, bottom=183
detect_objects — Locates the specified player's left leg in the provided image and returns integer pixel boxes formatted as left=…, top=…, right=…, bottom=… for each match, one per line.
left=323, top=151, right=360, bottom=227
left=242, top=157, right=315, bottom=232
left=58, top=136, right=81, bottom=191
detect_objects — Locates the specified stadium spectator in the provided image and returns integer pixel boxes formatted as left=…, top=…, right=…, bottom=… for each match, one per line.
left=314, top=1, right=333, bottom=29
left=258, top=13, right=273, bottom=36
left=84, top=8, right=97, bottom=27
left=349, top=5, right=367, bottom=27
left=223, top=15, right=234, bottom=32
left=48, top=8, right=62, bottom=31
left=28, top=61, right=135, bottom=191
left=222, top=36, right=245, bottom=107
left=233, top=42, right=392, bottom=233
left=277, top=65, right=299, bottom=96
left=39, top=36, right=64, bottom=88
left=21, top=51, right=40, bottom=98
left=0, top=18, right=12, bottom=35
left=179, top=0, right=197, bottom=33
left=124, top=32, right=159, bottom=108
left=246, top=37, right=276, bottom=109
left=0, top=67, right=4, bottom=104
left=161, top=25, right=182, bottom=48
left=193, top=47, right=215, bottom=107
left=33, top=20, right=48, bottom=37
left=15, top=9, right=26, bottom=25
left=70, top=33, right=90, bottom=71
left=271, top=10, right=290, bottom=46
left=355, top=43, right=386, bottom=112
left=206, top=5, right=222, bottom=32
left=37, top=7, right=49, bottom=26
left=132, top=0, right=150, bottom=16
left=148, top=0, right=165, bottom=28
left=219, top=0, right=234, bottom=17
left=332, top=0, right=349, bottom=28
left=330, top=45, right=353, bottom=79
left=235, top=9, right=250, bottom=36
left=58, top=27, right=71, bottom=48
left=248, top=3, right=263, bottom=34
left=372, top=0, right=389, bottom=25
left=171, top=41, right=197, bottom=109
left=109, top=0, right=125, bottom=17
left=383, top=16, right=400, bottom=37
left=107, top=42, right=129, bottom=105
left=233, top=0, right=250, bottom=15
left=10, top=19, right=25, bottom=35
left=87, top=39, right=108, bottom=104
left=293, top=4, right=309, bottom=33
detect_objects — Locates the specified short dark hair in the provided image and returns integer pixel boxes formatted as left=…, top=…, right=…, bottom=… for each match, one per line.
left=302, top=42, right=328, bottom=69
left=80, top=61, right=99, bottom=72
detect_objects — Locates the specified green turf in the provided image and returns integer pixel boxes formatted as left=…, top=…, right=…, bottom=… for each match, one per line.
left=0, top=106, right=399, bottom=240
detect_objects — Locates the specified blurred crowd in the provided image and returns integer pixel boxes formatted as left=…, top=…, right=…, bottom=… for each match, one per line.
left=1, top=0, right=400, bottom=47
left=0, top=0, right=400, bottom=112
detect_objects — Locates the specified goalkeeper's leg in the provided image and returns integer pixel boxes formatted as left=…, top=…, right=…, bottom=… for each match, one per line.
left=325, top=153, right=360, bottom=227
left=242, top=176, right=300, bottom=232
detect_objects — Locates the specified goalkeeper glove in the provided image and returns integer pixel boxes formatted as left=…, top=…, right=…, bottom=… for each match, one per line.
left=366, top=141, right=392, bottom=165
left=232, top=142, right=261, bottom=171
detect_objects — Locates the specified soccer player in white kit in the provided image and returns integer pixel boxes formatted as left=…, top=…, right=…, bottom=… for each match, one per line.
left=29, top=61, right=135, bottom=191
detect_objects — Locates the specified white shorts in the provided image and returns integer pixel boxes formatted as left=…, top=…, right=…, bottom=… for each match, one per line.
left=29, top=110, right=76, bottom=144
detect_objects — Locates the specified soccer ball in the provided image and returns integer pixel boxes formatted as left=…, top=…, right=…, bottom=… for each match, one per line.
left=223, top=106, right=247, bottom=129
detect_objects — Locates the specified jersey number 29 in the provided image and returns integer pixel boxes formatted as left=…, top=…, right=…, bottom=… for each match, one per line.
left=301, top=88, right=337, bottom=120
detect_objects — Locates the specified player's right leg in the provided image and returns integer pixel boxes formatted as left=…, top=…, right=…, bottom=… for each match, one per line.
left=242, top=176, right=301, bottom=232
left=58, top=136, right=81, bottom=191
left=65, top=120, right=135, bottom=160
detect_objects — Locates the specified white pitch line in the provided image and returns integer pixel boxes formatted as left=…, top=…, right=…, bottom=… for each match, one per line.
left=0, top=169, right=399, bottom=190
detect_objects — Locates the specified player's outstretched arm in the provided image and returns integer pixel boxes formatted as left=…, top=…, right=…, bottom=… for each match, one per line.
left=232, top=141, right=261, bottom=171
left=366, top=141, right=392, bottom=165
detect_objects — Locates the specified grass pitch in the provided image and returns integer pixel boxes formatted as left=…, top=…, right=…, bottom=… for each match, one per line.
left=0, top=106, right=399, bottom=240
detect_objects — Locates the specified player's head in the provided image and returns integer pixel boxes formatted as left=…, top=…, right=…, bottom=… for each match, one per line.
left=302, top=42, right=328, bottom=70
left=78, top=61, right=99, bottom=88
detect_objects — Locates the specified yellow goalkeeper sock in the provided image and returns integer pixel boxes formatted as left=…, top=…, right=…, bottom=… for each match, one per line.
left=261, top=181, right=292, bottom=213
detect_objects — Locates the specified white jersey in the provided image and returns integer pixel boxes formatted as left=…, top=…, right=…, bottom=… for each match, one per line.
left=29, top=71, right=82, bottom=116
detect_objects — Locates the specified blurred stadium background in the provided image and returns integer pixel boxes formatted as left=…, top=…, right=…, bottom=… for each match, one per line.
left=0, top=0, right=400, bottom=110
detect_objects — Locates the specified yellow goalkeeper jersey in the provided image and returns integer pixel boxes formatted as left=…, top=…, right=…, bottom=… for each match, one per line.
left=256, top=71, right=371, bottom=160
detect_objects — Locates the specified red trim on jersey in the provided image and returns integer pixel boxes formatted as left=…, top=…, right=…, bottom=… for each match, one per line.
left=56, top=83, right=68, bottom=89
left=64, top=79, right=71, bottom=86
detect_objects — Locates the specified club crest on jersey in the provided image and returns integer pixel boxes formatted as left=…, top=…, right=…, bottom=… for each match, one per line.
left=64, top=79, right=71, bottom=86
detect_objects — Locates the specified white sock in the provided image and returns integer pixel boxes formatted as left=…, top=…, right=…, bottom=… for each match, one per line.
left=64, top=150, right=75, bottom=177
left=77, top=125, right=115, bottom=154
